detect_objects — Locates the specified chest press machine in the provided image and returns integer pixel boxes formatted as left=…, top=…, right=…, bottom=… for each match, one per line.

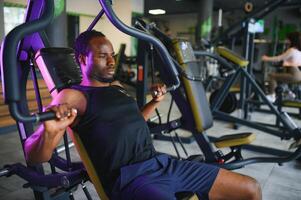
left=0, top=0, right=199, bottom=199
left=139, top=21, right=301, bottom=167
left=177, top=41, right=301, bottom=167
left=0, top=2, right=95, bottom=200
left=142, top=22, right=301, bottom=169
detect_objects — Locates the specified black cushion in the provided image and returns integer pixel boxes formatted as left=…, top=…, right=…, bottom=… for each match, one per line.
left=35, top=47, right=82, bottom=93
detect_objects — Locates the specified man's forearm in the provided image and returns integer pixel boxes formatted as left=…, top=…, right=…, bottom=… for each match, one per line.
left=141, top=99, right=160, bottom=121
left=24, top=125, right=64, bottom=165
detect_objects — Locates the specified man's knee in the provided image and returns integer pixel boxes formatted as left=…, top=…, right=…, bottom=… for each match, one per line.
left=268, top=73, right=275, bottom=79
left=209, top=169, right=262, bottom=200
left=244, top=177, right=262, bottom=200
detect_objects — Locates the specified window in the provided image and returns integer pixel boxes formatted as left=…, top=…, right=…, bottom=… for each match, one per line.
left=4, top=6, right=26, bottom=35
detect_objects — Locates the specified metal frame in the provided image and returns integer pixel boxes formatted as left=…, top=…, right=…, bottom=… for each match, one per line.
left=213, top=0, right=288, bottom=45
left=170, top=46, right=301, bottom=169
left=0, top=0, right=183, bottom=199
left=0, top=1, right=90, bottom=199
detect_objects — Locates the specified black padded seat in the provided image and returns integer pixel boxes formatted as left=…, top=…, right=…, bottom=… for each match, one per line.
left=172, top=41, right=256, bottom=148
left=172, top=40, right=213, bottom=132
left=34, top=47, right=82, bottom=96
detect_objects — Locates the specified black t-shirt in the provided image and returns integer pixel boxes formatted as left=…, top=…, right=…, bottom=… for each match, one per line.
left=71, top=85, right=156, bottom=193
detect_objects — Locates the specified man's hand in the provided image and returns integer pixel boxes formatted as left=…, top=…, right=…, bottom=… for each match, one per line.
left=141, top=84, right=167, bottom=120
left=261, top=55, right=269, bottom=61
left=43, top=103, right=77, bottom=139
left=150, top=84, right=166, bottom=102
left=24, top=103, right=78, bottom=165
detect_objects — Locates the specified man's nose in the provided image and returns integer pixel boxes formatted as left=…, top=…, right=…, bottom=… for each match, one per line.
left=107, top=55, right=115, bottom=65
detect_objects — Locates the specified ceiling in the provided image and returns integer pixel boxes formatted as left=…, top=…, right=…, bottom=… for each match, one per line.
left=144, top=0, right=301, bottom=16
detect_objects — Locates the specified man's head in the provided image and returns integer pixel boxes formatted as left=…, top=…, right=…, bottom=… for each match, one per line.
left=74, top=30, right=116, bottom=83
left=286, top=32, right=301, bottom=51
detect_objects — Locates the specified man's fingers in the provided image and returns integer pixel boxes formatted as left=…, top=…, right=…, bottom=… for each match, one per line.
left=151, top=84, right=166, bottom=96
left=44, top=105, right=61, bottom=118
left=45, top=104, right=76, bottom=120
left=70, top=108, right=77, bottom=118
left=64, top=108, right=78, bottom=124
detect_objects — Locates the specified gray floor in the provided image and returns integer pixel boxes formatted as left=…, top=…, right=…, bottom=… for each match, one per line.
left=0, top=93, right=301, bottom=200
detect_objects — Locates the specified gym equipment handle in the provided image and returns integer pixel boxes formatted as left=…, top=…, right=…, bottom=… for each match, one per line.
left=152, top=86, right=175, bottom=97
left=2, top=163, right=86, bottom=188
left=98, top=0, right=180, bottom=92
left=0, top=0, right=55, bottom=122
left=9, top=103, right=56, bottom=123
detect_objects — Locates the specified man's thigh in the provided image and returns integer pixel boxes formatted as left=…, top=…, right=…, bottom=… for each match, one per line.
left=169, top=158, right=219, bottom=199
left=118, top=158, right=219, bottom=200
left=270, top=72, right=294, bottom=82
left=120, top=175, right=176, bottom=200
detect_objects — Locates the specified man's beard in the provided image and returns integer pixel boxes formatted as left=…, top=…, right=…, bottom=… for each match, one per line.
left=90, top=72, right=115, bottom=83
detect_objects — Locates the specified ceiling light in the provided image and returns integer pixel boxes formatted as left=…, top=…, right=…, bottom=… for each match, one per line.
left=148, top=9, right=166, bottom=15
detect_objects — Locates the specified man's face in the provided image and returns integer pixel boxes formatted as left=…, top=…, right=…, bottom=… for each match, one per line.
left=85, top=36, right=115, bottom=80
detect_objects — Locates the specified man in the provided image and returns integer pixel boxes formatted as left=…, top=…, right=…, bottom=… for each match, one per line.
left=25, top=30, right=261, bottom=200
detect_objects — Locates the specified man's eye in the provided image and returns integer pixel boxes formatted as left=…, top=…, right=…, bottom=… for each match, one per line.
left=99, top=54, right=106, bottom=58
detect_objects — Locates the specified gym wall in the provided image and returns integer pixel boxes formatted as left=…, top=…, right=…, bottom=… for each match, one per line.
left=149, top=6, right=301, bottom=48
left=3, top=0, right=142, bottom=56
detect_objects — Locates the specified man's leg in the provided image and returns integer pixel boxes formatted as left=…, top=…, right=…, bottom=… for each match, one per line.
left=209, top=169, right=262, bottom=200
left=119, top=175, right=176, bottom=200
left=269, top=72, right=294, bottom=94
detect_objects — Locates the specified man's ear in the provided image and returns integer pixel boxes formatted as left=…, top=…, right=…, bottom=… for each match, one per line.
left=78, top=54, right=86, bottom=65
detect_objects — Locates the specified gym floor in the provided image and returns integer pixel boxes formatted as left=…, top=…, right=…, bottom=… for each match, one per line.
left=0, top=93, right=301, bottom=200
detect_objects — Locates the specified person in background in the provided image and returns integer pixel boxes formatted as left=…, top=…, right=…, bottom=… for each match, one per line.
left=262, top=31, right=301, bottom=102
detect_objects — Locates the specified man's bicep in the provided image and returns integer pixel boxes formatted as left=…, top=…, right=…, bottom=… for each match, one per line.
left=50, top=89, right=87, bottom=114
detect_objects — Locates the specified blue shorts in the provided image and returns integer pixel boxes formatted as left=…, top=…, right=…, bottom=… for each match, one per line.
left=111, top=154, right=220, bottom=200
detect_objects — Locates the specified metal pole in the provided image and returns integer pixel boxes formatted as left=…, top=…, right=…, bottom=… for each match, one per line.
left=45, top=0, right=67, bottom=47
left=195, top=0, right=213, bottom=48
left=0, top=0, right=4, bottom=44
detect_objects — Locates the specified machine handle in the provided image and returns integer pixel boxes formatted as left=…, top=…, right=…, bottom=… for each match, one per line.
left=152, top=86, right=177, bottom=97
left=9, top=103, right=56, bottom=123
left=35, top=111, right=57, bottom=122
left=0, top=0, right=54, bottom=123
left=98, top=0, right=180, bottom=91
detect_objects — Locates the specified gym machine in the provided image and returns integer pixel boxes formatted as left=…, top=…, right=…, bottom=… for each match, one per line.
left=134, top=20, right=301, bottom=169
left=0, top=0, right=182, bottom=199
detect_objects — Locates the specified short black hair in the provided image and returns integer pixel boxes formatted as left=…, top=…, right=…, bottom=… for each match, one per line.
left=286, top=32, right=301, bottom=51
left=74, top=30, right=106, bottom=64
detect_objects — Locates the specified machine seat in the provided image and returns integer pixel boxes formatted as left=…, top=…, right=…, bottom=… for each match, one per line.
left=281, top=99, right=301, bottom=108
left=214, top=132, right=256, bottom=148
left=216, top=47, right=249, bottom=68
left=229, top=85, right=240, bottom=93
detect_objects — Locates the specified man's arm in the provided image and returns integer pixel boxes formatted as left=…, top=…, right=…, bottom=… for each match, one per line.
left=24, top=108, right=77, bottom=165
left=141, top=84, right=166, bottom=121
left=24, top=89, right=86, bottom=165
left=262, top=48, right=293, bottom=62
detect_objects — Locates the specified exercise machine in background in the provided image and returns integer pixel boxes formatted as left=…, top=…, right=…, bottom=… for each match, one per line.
left=135, top=21, right=301, bottom=169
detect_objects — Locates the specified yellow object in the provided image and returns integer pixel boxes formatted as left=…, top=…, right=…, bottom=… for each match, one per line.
left=68, top=128, right=109, bottom=200
left=214, top=132, right=256, bottom=148
left=282, top=100, right=301, bottom=108
left=189, top=194, right=199, bottom=200
left=173, top=40, right=204, bottom=132
left=216, top=46, right=249, bottom=67
left=229, top=86, right=240, bottom=93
